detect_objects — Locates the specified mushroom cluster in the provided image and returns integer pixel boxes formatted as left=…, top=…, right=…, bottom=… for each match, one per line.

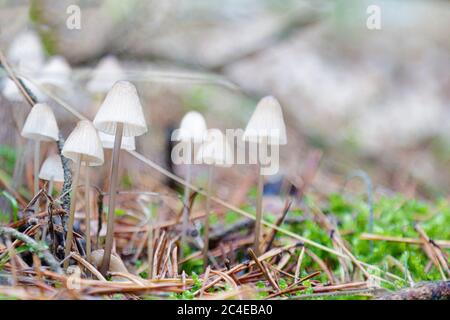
left=12, top=39, right=288, bottom=275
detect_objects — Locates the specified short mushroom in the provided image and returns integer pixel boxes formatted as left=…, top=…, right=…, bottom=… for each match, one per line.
left=39, top=56, right=72, bottom=94
left=39, top=154, right=64, bottom=198
left=243, top=96, right=287, bottom=256
left=195, top=129, right=233, bottom=268
left=21, top=103, right=59, bottom=197
left=62, top=120, right=104, bottom=267
left=7, top=31, right=45, bottom=73
left=93, top=80, right=147, bottom=275
left=86, top=55, right=125, bottom=95
left=173, top=111, right=207, bottom=252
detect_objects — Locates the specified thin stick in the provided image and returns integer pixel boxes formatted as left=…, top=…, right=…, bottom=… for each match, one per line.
left=202, top=165, right=213, bottom=269
left=85, top=167, right=91, bottom=261
left=100, top=123, right=124, bottom=275
left=254, top=162, right=264, bottom=256
left=294, top=246, right=305, bottom=283
left=181, top=142, right=192, bottom=256
left=64, top=155, right=81, bottom=269
left=147, top=213, right=154, bottom=279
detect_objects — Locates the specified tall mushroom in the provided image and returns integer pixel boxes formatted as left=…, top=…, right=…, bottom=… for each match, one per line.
left=62, top=120, right=104, bottom=268
left=196, top=129, right=233, bottom=268
left=174, top=111, right=207, bottom=253
left=243, top=96, right=287, bottom=256
left=21, top=103, right=59, bottom=198
left=93, top=81, right=147, bottom=275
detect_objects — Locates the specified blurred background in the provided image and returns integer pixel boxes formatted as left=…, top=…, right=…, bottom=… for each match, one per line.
left=0, top=0, right=449, bottom=201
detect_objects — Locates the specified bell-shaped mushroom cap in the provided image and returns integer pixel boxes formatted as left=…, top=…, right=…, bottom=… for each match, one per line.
left=39, top=56, right=72, bottom=89
left=7, top=31, right=45, bottom=73
left=21, top=103, right=59, bottom=141
left=62, top=120, right=104, bottom=166
left=196, top=129, right=233, bottom=167
left=93, top=81, right=147, bottom=137
left=39, top=154, right=65, bottom=182
left=2, top=78, right=47, bottom=102
left=98, top=131, right=136, bottom=151
left=243, top=96, right=287, bottom=145
left=86, top=55, right=126, bottom=93
left=174, top=111, right=208, bottom=143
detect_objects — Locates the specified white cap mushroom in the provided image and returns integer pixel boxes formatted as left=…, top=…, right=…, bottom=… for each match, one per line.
left=62, top=120, right=104, bottom=268
left=39, top=154, right=64, bottom=182
left=86, top=55, right=126, bottom=94
left=93, top=80, right=148, bottom=137
left=92, top=80, right=147, bottom=275
left=175, top=111, right=208, bottom=143
left=39, top=56, right=72, bottom=90
left=21, top=103, right=59, bottom=142
left=174, top=111, right=207, bottom=251
left=62, top=120, right=104, bottom=166
left=196, top=129, right=233, bottom=167
left=243, top=96, right=287, bottom=145
left=98, top=131, right=136, bottom=151
left=7, top=31, right=45, bottom=73
left=3, top=78, right=47, bottom=102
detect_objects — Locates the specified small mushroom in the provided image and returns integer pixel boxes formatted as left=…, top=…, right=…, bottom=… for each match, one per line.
left=3, top=77, right=47, bottom=102
left=196, top=129, right=233, bottom=268
left=243, top=96, right=287, bottom=256
left=7, top=31, right=45, bottom=73
left=86, top=55, right=126, bottom=95
left=174, top=111, right=207, bottom=252
left=39, top=154, right=64, bottom=198
left=93, top=80, right=147, bottom=275
left=39, top=56, right=72, bottom=94
left=21, top=103, right=59, bottom=197
left=62, top=120, right=104, bottom=267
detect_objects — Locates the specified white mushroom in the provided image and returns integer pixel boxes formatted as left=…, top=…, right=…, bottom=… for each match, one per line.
left=195, top=129, right=233, bottom=267
left=39, top=56, right=72, bottom=93
left=21, top=103, right=59, bottom=196
left=7, top=31, right=45, bottom=73
left=93, top=80, right=147, bottom=275
left=62, top=120, right=104, bottom=267
left=243, top=96, right=287, bottom=256
left=173, top=111, right=208, bottom=253
left=86, top=55, right=126, bottom=94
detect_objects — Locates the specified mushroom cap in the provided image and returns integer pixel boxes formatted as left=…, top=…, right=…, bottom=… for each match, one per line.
left=93, top=81, right=148, bottom=137
left=196, top=129, right=233, bottom=167
left=98, top=131, right=136, bottom=151
left=3, top=78, right=47, bottom=102
left=7, top=31, right=45, bottom=73
left=86, top=55, right=126, bottom=93
left=21, top=103, right=59, bottom=141
left=62, top=120, right=104, bottom=166
left=243, top=96, right=287, bottom=145
left=174, top=111, right=208, bottom=143
left=39, top=56, right=72, bottom=89
left=39, top=154, right=65, bottom=182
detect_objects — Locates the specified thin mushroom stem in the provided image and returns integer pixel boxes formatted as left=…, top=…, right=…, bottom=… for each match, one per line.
left=100, top=123, right=123, bottom=275
left=85, top=166, right=91, bottom=261
left=202, top=165, right=214, bottom=269
left=33, top=141, right=40, bottom=200
left=181, top=142, right=192, bottom=257
left=64, top=154, right=82, bottom=269
left=254, top=161, right=264, bottom=256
